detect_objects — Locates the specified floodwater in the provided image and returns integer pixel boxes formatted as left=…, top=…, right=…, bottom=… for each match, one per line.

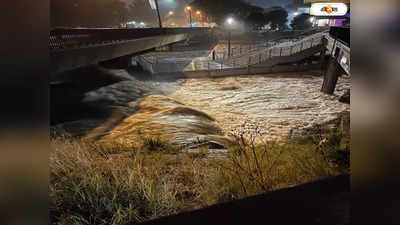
left=170, top=74, right=350, bottom=142
left=54, top=67, right=350, bottom=149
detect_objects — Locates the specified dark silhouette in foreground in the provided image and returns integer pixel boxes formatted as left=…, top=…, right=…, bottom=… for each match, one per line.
left=140, top=175, right=350, bottom=225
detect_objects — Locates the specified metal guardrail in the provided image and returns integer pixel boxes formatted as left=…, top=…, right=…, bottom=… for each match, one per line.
left=138, top=34, right=326, bottom=74
left=213, top=29, right=330, bottom=60
left=136, top=30, right=350, bottom=76
left=223, top=33, right=325, bottom=68
left=325, top=35, right=350, bottom=75
left=50, top=28, right=210, bottom=51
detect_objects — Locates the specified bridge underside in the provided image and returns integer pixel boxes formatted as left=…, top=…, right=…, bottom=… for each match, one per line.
left=50, top=33, right=188, bottom=79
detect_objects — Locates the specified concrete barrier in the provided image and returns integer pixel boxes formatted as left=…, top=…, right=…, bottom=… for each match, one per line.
left=153, top=63, right=324, bottom=80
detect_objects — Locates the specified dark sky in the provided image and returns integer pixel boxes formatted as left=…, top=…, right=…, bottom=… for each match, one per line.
left=124, top=0, right=296, bottom=26
left=245, top=0, right=295, bottom=8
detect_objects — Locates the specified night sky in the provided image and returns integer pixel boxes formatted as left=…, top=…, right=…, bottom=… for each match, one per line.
left=123, top=0, right=297, bottom=26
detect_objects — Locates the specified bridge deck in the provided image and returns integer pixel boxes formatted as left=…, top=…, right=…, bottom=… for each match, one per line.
left=50, top=28, right=210, bottom=76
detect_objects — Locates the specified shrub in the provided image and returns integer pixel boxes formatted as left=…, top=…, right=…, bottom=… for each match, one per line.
left=50, top=128, right=348, bottom=224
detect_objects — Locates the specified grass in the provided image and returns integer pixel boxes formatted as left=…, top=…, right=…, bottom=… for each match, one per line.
left=50, top=131, right=348, bottom=225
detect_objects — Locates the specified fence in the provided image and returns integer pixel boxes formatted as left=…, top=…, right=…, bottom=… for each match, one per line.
left=138, top=32, right=327, bottom=75
left=213, top=29, right=329, bottom=60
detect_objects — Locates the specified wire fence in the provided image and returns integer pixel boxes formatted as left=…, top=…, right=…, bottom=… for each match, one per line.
left=50, top=27, right=210, bottom=51
left=138, top=32, right=327, bottom=74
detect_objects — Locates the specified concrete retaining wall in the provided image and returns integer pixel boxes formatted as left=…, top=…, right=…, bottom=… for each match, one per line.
left=153, top=63, right=323, bottom=80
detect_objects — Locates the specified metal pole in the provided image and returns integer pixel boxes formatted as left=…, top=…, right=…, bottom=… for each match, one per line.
left=190, top=11, right=192, bottom=27
left=155, top=0, right=162, bottom=28
left=330, top=29, right=338, bottom=56
left=228, top=30, right=231, bottom=57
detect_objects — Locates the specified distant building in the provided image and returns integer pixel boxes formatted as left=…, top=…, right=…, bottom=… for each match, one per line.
left=301, top=0, right=350, bottom=27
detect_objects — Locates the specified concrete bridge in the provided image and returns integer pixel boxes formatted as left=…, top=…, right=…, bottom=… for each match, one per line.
left=50, top=27, right=210, bottom=79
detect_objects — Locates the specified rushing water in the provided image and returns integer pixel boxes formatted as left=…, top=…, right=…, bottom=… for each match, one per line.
left=54, top=67, right=350, bottom=148
left=170, top=74, right=350, bottom=141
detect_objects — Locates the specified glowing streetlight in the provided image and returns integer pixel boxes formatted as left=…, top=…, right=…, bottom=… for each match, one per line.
left=169, top=11, right=174, bottom=16
left=186, top=6, right=191, bottom=11
left=196, top=11, right=201, bottom=15
left=227, top=17, right=234, bottom=25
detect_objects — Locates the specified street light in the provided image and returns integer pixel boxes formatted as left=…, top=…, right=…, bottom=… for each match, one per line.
left=196, top=11, right=202, bottom=26
left=226, top=17, right=235, bottom=57
left=186, top=6, right=193, bottom=27
left=227, top=17, right=235, bottom=25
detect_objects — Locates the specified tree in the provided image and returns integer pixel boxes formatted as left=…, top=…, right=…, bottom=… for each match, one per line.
left=246, top=12, right=267, bottom=30
left=264, top=7, right=288, bottom=31
left=290, top=13, right=312, bottom=30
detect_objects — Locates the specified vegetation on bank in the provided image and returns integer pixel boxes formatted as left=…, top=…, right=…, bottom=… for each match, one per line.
left=50, top=130, right=349, bottom=225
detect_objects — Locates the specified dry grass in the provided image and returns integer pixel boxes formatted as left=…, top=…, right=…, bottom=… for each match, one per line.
left=50, top=131, right=348, bottom=225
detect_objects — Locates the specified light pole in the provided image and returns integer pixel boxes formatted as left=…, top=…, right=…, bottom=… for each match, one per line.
left=186, top=6, right=192, bottom=27
left=154, top=0, right=162, bottom=28
left=196, top=10, right=201, bottom=26
left=226, top=17, right=234, bottom=57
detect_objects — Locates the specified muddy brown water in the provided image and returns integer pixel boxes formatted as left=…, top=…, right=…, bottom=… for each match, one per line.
left=53, top=67, right=350, bottom=150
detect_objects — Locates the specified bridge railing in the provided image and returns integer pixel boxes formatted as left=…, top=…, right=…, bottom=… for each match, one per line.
left=220, top=33, right=325, bottom=68
left=50, top=28, right=209, bottom=51
left=138, top=35, right=325, bottom=74
left=213, top=29, right=329, bottom=60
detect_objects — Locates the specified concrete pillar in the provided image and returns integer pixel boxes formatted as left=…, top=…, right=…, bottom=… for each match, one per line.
left=320, top=37, right=328, bottom=73
left=321, top=57, right=341, bottom=95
